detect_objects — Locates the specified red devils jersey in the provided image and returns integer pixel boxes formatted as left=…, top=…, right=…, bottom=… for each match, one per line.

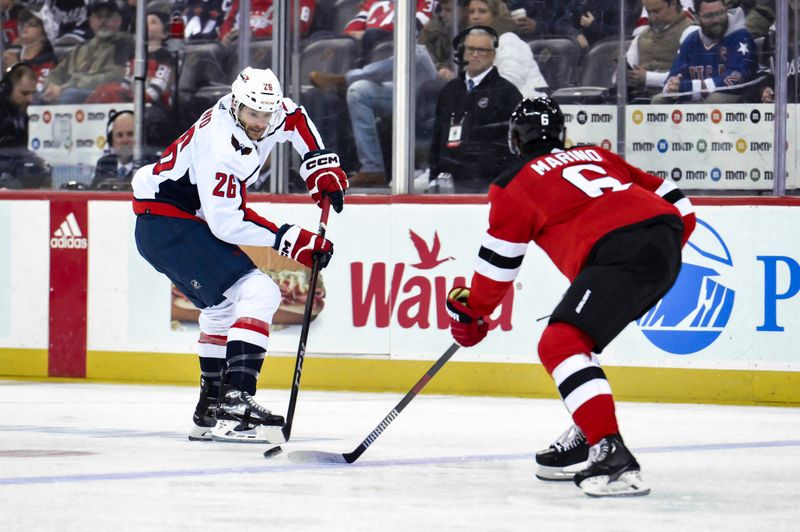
left=344, top=0, right=434, bottom=34
left=218, top=0, right=316, bottom=41
left=468, top=146, right=696, bottom=316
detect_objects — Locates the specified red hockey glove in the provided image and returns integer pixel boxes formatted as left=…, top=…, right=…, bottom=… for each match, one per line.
left=300, top=150, right=349, bottom=213
left=274, top=224, right=334, bottom=269
left=446, top=286, right=488, bottom=347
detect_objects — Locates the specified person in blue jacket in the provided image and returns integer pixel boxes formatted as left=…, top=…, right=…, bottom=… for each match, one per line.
left=654, top=0, right=758, bottom=103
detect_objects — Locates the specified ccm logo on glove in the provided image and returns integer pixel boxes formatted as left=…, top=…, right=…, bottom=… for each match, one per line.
left=300, top=150, right=349, bottom=213
left=274, top=224, right=334, bottom=269
left=305, top=154, right=339, bottom=169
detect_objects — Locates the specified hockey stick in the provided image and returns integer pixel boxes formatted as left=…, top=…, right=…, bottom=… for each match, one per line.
left=281, top=196, right=332, bottom=442
left=287, top=342, right=461, bottom=464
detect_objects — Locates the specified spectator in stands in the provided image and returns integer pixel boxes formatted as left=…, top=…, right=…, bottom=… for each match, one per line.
left=504, top=0, right=566, bottom=38
left=118, top=0, right=137, bottom=33
left=91, top=109, right=135, bottom=188
left=344, top=0, right=436, bottom=63
left=318, top=44, right=438, bottom=186
left=84, top=10, right=176, bottom=147
left=464, top=0, right=548, bottom=98
left=86, top=10, right=174, bottom=106
left=37, top=0, right=93, bottom=43
left=554, top=0, right=641, bottom=51
left=418, top=0, right=457, bottom=81
left=626, top=0, right=697, bottom=100
left=219, top=0, right=316, bottom=46
left=308, top=1, right=439, bottom=186
left=634, top=0, right=693, bottom=36
left=182, top=0, right=226, bottom=42
left=0, top=62, right=36, bottom=149
left=654, top=0, right=757, bottom=103
left=1, top=0, right=25, bottom=49
left=754, top=0, right=798, bottom=103
left=725, top=0, right=774, bottom=39
left=428, top=26, right=522, bottom=193
left=41, top=0, right=134, bottom=104
left=3, top=9, right=58, bottom=100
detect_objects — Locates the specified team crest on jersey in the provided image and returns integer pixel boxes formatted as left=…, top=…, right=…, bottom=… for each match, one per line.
left=231, top=135, right=253, bottom=155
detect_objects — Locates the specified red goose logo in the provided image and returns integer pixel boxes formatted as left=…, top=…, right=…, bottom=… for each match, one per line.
left=408, top=230, right=454, bottom=270
left=349, top=228, right=513, bottom=330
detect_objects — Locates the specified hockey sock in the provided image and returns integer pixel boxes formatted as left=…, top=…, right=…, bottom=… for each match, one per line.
left=225, top=317, right=270, bottom=395
left=198, top=356, right=225, bottom=402
left=538, top=322, right=619, bottom=445
left=225, top=340, right=265, bottom=395
left=197, top=332, right=227, bottom=402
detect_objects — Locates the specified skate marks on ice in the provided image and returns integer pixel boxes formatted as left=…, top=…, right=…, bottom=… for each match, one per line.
left=3, top=439, right=799, bottom=486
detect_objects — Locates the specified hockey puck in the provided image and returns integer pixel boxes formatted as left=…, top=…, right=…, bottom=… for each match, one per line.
left=263, top=446, right=283, bottom=459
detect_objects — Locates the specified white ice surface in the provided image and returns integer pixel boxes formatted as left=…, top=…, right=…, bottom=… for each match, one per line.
left=1, top=380, right=799, bottom=531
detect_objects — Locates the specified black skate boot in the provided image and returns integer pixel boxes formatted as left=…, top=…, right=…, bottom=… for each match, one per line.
left=573, top=434, right=650, bottom=497
left=188, top=377, right=218, bottom=441
left=211, top=388, right=285, bottom=444
left=535, top=425, right=589, bottom=481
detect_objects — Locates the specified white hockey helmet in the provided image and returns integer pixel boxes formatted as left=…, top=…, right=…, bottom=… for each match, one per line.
left=230, top=67, right=283, bottom=135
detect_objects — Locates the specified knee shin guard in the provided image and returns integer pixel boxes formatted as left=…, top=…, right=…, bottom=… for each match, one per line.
left=538, top=322, right=617, bottom=444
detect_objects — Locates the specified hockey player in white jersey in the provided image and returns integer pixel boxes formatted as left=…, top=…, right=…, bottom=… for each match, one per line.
left=132, top=67, right=348, bottom=443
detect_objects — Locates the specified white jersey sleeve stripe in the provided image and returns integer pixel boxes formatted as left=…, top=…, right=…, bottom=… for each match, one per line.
left=481, top=233, right=529, bottom=257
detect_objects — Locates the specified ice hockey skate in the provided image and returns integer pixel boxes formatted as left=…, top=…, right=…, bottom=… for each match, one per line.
left=573, top=434, right=650, bottom=497
left=187, top=377, right=217, bottom=441
left=188, top=403, right=217, bottom=442
left=211, top=388, right=286, bottom=444
left=535, top=424, right=589, bottom=481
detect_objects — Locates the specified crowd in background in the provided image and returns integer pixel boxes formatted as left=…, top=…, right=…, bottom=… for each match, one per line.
left=0, top=0, right=790, bottom=191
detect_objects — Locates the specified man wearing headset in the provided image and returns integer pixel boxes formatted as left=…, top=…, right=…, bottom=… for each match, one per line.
left=0, top=63, right=37, bottom=149
left=132, top=66, right=348, bottom=444
left=91, top=110, right=135, bottom=188
left=428, top=25, right=521, bottom=193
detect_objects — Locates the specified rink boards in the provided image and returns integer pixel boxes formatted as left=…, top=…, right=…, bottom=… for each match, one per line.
left=0, top=193, right=798, bottom=405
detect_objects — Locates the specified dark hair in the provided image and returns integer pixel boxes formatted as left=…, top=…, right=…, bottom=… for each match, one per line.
left=0, top=63, right=37, bottom=99
left=693, top=0, right=725, bottom=14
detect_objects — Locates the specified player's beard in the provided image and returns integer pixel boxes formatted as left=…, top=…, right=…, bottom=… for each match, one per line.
left=701, top=17, right=727, bottom=40
left=246, top=126, right=265, bottom=140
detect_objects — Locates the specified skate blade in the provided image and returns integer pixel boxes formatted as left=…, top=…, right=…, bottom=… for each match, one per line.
left=579, top=471, right=651, bottom=498
left=187, top=424, right=213, bottom=442
left=287, top=450, right=348, bottom=464
left=535, top=461, right=588, bottom=481
left=210, top=420, right=286, bottom=444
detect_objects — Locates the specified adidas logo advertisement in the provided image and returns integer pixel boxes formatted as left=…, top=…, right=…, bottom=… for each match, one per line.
left=50, top=212, right=88, bottom=249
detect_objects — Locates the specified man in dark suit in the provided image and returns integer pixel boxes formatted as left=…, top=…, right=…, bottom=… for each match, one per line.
left=428, top=26, right=522, bottom=193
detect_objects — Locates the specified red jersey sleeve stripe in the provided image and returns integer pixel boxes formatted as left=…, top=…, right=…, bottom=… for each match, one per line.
left=285, top=108, right=322, bottom=151
left=238, top=183, right=280, bottom=233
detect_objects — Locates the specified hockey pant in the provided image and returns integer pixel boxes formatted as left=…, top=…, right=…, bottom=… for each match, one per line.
left=538, top=322, right=618, bottom=445
left=197, top=269, right=281, bottom=396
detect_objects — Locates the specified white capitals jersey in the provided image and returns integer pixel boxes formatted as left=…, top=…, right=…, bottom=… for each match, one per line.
left=132, top=94, right=324, bottom=247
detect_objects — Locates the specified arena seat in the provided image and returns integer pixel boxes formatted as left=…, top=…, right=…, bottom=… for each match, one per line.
left=299, top=37, right=359, bottom=84
left=332, top=0, right=361, bottom=34
left=365, top=39, right=394, bottom=64
left=528, top=38, right=581, bottom=91
left=550, top=39, right=630, bottom=104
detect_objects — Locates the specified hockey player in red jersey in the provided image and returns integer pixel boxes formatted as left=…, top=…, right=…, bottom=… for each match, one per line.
left=133, top=67, right=348, bottom=444
left=446, top=97, right=696, bottom=497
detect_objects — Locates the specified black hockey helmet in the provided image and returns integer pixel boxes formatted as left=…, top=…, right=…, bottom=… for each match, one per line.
left=508, top=97, right=566, bottom=156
